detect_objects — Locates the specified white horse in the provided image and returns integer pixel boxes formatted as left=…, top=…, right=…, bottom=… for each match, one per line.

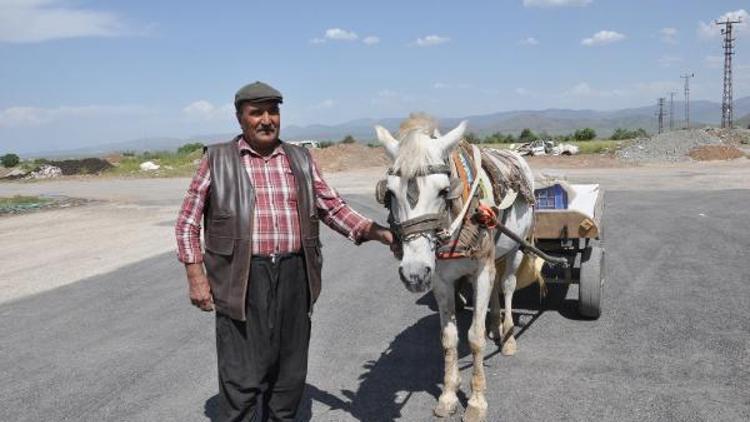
left=375, top=115, right=536, bottom=421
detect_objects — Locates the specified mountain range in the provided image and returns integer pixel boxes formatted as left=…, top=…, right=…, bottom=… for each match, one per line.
left=28, top=96, right=750, bottom=158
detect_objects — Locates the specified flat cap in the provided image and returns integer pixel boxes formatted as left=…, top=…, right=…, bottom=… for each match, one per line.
left=234, top=81, right=283, bottom=106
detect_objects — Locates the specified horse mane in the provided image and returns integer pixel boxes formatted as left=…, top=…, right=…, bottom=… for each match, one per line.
left=393, top=113, right=442, bottom=179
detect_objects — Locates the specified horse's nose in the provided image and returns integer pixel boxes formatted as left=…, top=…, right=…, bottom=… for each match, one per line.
left=399, top=265, right=432, bottom=291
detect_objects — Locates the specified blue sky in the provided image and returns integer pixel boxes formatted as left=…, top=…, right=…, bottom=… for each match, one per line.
left=1, top=0, right=749, bottom=153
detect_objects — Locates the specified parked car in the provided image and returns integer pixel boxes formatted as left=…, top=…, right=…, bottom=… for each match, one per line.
left=290, top=140, right=321, bottom=149
left=514, top=140, right=578, bottom=156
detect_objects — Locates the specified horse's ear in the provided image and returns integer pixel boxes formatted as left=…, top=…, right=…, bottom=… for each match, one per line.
left=375, top=125, right=399, bottom=160
left=436, top=120, right=467, bottom=157
left=432, top=128, right=442, bottom=138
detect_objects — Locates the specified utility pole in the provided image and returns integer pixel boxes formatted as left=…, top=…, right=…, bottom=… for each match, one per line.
left=717, top=18, right=741, bottom=129
left=656, top=97, right=666, bottom=134
left=681, top=73, right=694, bottom=129
left=669, top=92, right=676, bottom=131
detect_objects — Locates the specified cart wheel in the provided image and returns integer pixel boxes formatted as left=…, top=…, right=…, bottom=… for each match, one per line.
left=578, top=246, right=604, bottom=319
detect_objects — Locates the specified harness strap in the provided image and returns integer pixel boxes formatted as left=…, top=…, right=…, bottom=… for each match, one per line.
left=391, top=213, right=444, bottom=241
left=446, top=144, right=483, bottom=239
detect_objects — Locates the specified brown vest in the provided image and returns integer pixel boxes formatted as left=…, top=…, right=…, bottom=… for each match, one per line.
left=202, top=136, right=322, bottom=321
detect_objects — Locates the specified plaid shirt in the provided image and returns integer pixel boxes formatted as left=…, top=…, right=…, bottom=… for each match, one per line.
left=175, top=138, right=372, bottom=263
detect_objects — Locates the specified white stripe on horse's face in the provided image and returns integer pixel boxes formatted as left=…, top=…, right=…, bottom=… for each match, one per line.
left=388, top=173, right=449, bottom=292
left=376, top=118, right=467, bottom=293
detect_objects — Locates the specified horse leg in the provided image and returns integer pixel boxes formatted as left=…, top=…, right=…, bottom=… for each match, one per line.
left=487, top=275, right=502, bottom=341
left=433, top=275, right=460, bottom=418
left=501, top=251, right=523, bottom=356
left=464, top=259, right=495, bottom=422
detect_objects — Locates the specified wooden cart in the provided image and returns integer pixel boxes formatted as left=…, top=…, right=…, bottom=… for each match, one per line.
left=534, top=184, right=605, bottom=318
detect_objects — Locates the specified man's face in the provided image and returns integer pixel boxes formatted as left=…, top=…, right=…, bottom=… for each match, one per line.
left=236, top=101, right=281, bottom=146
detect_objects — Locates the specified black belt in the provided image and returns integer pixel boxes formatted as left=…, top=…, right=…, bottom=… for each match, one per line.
left=251, top=251, right=302, bottom=264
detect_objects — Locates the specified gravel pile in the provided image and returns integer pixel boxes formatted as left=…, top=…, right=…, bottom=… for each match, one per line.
left=616, top=129, right=723, bottom=162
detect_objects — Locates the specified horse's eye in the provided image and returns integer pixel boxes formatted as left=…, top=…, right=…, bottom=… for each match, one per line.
left=438, top=187, right=449, bottom=197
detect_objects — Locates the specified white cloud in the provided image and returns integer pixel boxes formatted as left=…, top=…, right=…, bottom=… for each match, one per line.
left=660, top=27, right=678, bottom=44
left=325, top=28, right=358, bottom=41
left=698, top=9, right=748, bottom=39
left=0, top=0, right=133, bottom=43
left=0, top=104, right=150, bottom=127
left=371, top=89, right=414, bottom=106
left=183, top=100, right=234, bottom=121
left=362, top=36, right=380, bottom=45
left=515, top=87, right=530, bottom=96
left=565, top=82, right=626, bottom=97
left=312, top=99, right=335, bottom=109
left=433, top=82, right=449, bottom=89
left=414, top=34, right=450, bottom=47
left=658, top=55, right=682, bottom=67
left=581, top=30, right=625, bottom=46
left=309, top=37, right=326, bottom=44
left=632, top=81, right=681, bottom=96
left=520, top=37, right=539, bottom=46
left=523, top=0, right=592, bottom=7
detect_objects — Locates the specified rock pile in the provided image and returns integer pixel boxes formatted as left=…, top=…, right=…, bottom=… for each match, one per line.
left=27, top=164, right=62, bottom=179
left=616, top=129, right=724, bottom=162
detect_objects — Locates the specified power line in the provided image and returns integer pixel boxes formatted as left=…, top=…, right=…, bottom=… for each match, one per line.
left=668, top=92, right=676, bottom=131
left=680, top=73, right=694, bottom=129
left=716, top=18, right=741, bottom=129
left=656, top=97, right=666, bottom=134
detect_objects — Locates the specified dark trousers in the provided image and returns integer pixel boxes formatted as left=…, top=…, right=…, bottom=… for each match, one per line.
left=216, top=253, right=311, bottom=422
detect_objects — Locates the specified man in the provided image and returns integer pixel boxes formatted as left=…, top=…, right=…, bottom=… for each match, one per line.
left=175, top=81, right=393, bottom=421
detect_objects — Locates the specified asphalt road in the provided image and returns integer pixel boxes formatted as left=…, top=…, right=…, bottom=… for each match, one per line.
left=1, top=190, right=749, bottom=421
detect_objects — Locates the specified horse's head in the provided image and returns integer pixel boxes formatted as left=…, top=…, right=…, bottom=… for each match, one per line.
left=374, top=114, right=467, bottom=293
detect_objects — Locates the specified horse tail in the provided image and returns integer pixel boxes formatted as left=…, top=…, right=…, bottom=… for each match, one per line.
left=527, top=234, right=548, bottom=300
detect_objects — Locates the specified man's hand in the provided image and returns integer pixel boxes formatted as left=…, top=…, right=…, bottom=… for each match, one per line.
left=362, top=222, right=394, bottom=245
left=185, top=263, right=214, bottom=312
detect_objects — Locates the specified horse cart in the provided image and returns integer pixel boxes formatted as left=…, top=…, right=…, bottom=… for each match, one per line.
left=532, top=183, right=605, bottom=318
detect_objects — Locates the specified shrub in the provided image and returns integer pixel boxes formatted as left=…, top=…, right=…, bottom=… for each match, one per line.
left=573, top=128, right=597, bottom=141
left=519, top=128, right=537, bottom=142
left=1, top=153, right=20, bottom=168
left=319, top=141, right=335, bottom=148
left=340, top=135, right=356, bottom=144
left=177, top=142, right=205, bottom=155
left=464, top=132, right=482, bottom=144
left=610, top=128, right=647, bottom=140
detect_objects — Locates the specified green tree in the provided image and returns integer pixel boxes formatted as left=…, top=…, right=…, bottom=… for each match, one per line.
left=340, top=135, right=356, bottom=144
left=609, top=128, right=648, bottom=140
left=177, top=142, right=205, bottom=155
left=519, top=128, right=537, bottom=142
left=1, top=153, right=20, bottom=168
left=464, top=132, right=481, bottom=144
left=574, top=128, right=596, bottom=141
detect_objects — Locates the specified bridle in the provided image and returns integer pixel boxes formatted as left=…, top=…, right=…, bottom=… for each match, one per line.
left=375, top=164, right=455, bottom=244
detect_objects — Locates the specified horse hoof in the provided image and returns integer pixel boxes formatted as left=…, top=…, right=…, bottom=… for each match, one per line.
left=434, top=400, right=458, bottom=418
left=462, top=404, right=487, bottom=422
left=501, top=338, right=517, bottom=356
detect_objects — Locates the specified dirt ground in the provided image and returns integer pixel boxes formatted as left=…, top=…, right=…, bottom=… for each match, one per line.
left=688, top=145, right=746, bottom=161
left=310, top=143, right=389, bottom=172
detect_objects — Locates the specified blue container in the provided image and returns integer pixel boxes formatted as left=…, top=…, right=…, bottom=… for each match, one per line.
left=534, top=184, right=568, bottom=209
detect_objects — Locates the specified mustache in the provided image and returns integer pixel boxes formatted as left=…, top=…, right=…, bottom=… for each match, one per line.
left=258, top=123, right=276, bottom=133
